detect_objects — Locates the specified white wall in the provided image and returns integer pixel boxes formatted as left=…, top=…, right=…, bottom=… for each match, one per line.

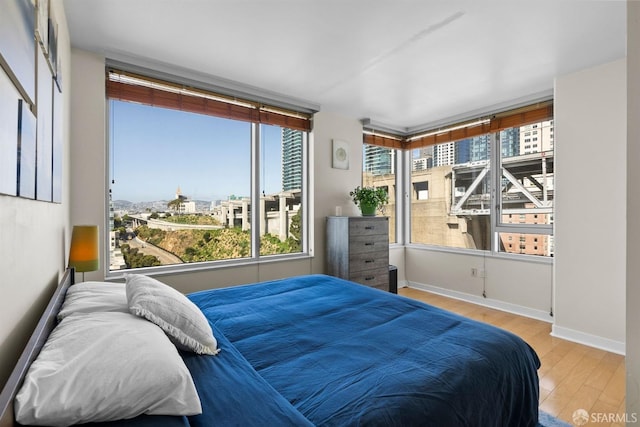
left=627, top=0, right=640, bottom=416
left=310, top=111, right=365, bottom=273
left=69, top=49, right=106, bottom=281
left=0, top=0, right=71, bottom=387
left=553, top=58, right=626, bottom=354
left=406, top=248, right=553, bottom=321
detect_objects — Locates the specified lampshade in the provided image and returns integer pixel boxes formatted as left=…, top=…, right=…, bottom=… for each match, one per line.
left=69, top=225, right=99, bottom=273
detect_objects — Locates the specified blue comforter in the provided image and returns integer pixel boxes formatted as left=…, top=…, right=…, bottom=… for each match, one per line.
left=182, top=274, right=540, bottom=427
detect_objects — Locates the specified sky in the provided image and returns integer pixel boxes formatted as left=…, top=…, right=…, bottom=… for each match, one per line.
left=109, top=100, right=283, bottom=202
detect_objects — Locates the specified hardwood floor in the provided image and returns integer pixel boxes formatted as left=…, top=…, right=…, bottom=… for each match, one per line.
left=399, top=287, right=626, bottom=427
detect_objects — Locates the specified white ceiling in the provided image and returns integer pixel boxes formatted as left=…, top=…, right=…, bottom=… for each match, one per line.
left=62, top=0, right=626, bottom=132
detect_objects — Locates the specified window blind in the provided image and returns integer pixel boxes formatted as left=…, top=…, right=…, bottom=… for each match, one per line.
left=106, top=70, right=312, bottom=132
left=362, top=131, right=407, bottom=149
left=363, top=101, right=553, bottom=149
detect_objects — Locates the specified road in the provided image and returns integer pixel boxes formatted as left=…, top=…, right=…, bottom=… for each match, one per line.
left=127, top=237, right=183, bottom=265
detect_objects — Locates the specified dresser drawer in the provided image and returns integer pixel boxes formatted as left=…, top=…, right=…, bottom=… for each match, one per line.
left=326, top=216, right=390, bottom=293
left=348, top=234, right=388, bottom=254
left=349, top=267, right=389, bottom=290
left=349, top=250, right=388, bottom=273
left=349, top=218, right=388, bottom=236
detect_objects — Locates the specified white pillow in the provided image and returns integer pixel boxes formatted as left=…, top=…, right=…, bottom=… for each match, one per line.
left=125, top=274, right=219, bottom=355
left=58, top=281, right=128, bottom=320
left=15, top=312, right=202, bottom=426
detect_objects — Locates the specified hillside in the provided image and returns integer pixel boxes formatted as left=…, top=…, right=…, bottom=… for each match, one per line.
left=135, top=225, right=300, bottom=264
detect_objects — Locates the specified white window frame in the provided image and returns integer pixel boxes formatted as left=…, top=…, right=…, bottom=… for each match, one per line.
left=405, top=127, right=553, bottom=262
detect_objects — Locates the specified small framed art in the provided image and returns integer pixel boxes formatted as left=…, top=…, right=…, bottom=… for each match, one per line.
left=332, top=139, right=349, bottom=170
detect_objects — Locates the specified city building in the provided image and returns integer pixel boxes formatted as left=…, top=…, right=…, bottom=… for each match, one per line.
left=520, top=120, right=554, bottom=154
left=172, top=187, right=196, bottom=214
left=433, top=142, right=456, bottom=167
left=282, top=128, right=303, bottom=192
left=364, top=145, right=394, bottom=175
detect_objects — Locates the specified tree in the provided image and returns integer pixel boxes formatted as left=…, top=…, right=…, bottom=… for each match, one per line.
left=167, top=198, right=183, bottom=212
left=289, top=209, right=301, bottom=242
left=120, top=245, right=161, bottom=268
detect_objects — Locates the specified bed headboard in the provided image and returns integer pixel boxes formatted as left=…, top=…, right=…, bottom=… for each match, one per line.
left=0, top=268, right=75, bottom=427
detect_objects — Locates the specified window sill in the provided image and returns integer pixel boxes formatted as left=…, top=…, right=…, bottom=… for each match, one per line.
left=105, top=252, right=314, bottom=281
left=404, top=243, right=552, bottom=265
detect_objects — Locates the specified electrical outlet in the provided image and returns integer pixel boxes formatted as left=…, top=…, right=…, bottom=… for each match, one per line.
left=478, top=269, right=486, bottom=278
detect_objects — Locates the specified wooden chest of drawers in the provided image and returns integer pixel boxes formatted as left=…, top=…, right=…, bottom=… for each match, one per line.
left=326, top=216, right=389, bottom=292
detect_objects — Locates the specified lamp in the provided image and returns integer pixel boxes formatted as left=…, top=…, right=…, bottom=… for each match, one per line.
left=68, top=225, right=99, bottom=282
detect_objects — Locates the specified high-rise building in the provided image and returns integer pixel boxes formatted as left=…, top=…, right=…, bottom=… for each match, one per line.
left=412, top=147, right=433, bottom=171
left=282, top=128, right=303, bottom=191
left=500, top=127, right=520, bottom=158
left=519, top=120, right=553, bottom=154
left=469, top=134, right=491, bottom=162
left=433, top=142, right=455, bottom=166
left=364, top=145, right=394, bottom=175
left=455, top=138, right=472, bottom=163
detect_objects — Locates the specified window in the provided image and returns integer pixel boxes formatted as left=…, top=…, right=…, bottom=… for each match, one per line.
left=403, top=112, right=553, bottom=257
left=414, top=181, right=428, bottom=200
left=259, top=124, right=305, bottom=256
left=410, top=137, right=491, bottom=251
left=497, top=120, right=553, bottom=257
left=107, top=70, right=310, bottom=272
left=362, top=144, right=397, bottom=243
left=361, top=102, right=553, bottom=258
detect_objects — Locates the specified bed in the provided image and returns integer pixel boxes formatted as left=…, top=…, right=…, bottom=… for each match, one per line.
left=0, top=270, right=541, bottom=427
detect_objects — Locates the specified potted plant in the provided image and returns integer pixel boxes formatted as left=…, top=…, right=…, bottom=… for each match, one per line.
left=349, top=186, right=389, bottom=216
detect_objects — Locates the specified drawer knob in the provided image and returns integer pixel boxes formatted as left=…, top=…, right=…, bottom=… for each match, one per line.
left=365, top=259, right=375, bottom=263
left=364, top=276, right=375, bottom=281
left=364, top=242, right=375, bottom=246
left=365, top=226, right=375, bottom=230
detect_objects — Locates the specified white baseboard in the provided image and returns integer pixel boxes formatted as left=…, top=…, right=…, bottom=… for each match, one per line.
left=404, top=281, right=626, bottom=355
left=406, top=281, right=553, bottom=323
left=551, top=325, right=625, bottom=356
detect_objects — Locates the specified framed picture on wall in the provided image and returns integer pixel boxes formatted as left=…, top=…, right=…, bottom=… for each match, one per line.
left=35, top=0, right=48, bottom=55
left=47, top=17, right=57, bottom=75
left=0, top=69, right=20, bottom=196
left=55, top=57, right=62, bottom=92
left=332, top=139, right=349, bottom=170
left=36, top=48, right=53, bottom=202
left=52, top=82, right=62, bottom=203
left=17, top=99, right=37, bottom=199
left=0, top=0, right=36, bottom=104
